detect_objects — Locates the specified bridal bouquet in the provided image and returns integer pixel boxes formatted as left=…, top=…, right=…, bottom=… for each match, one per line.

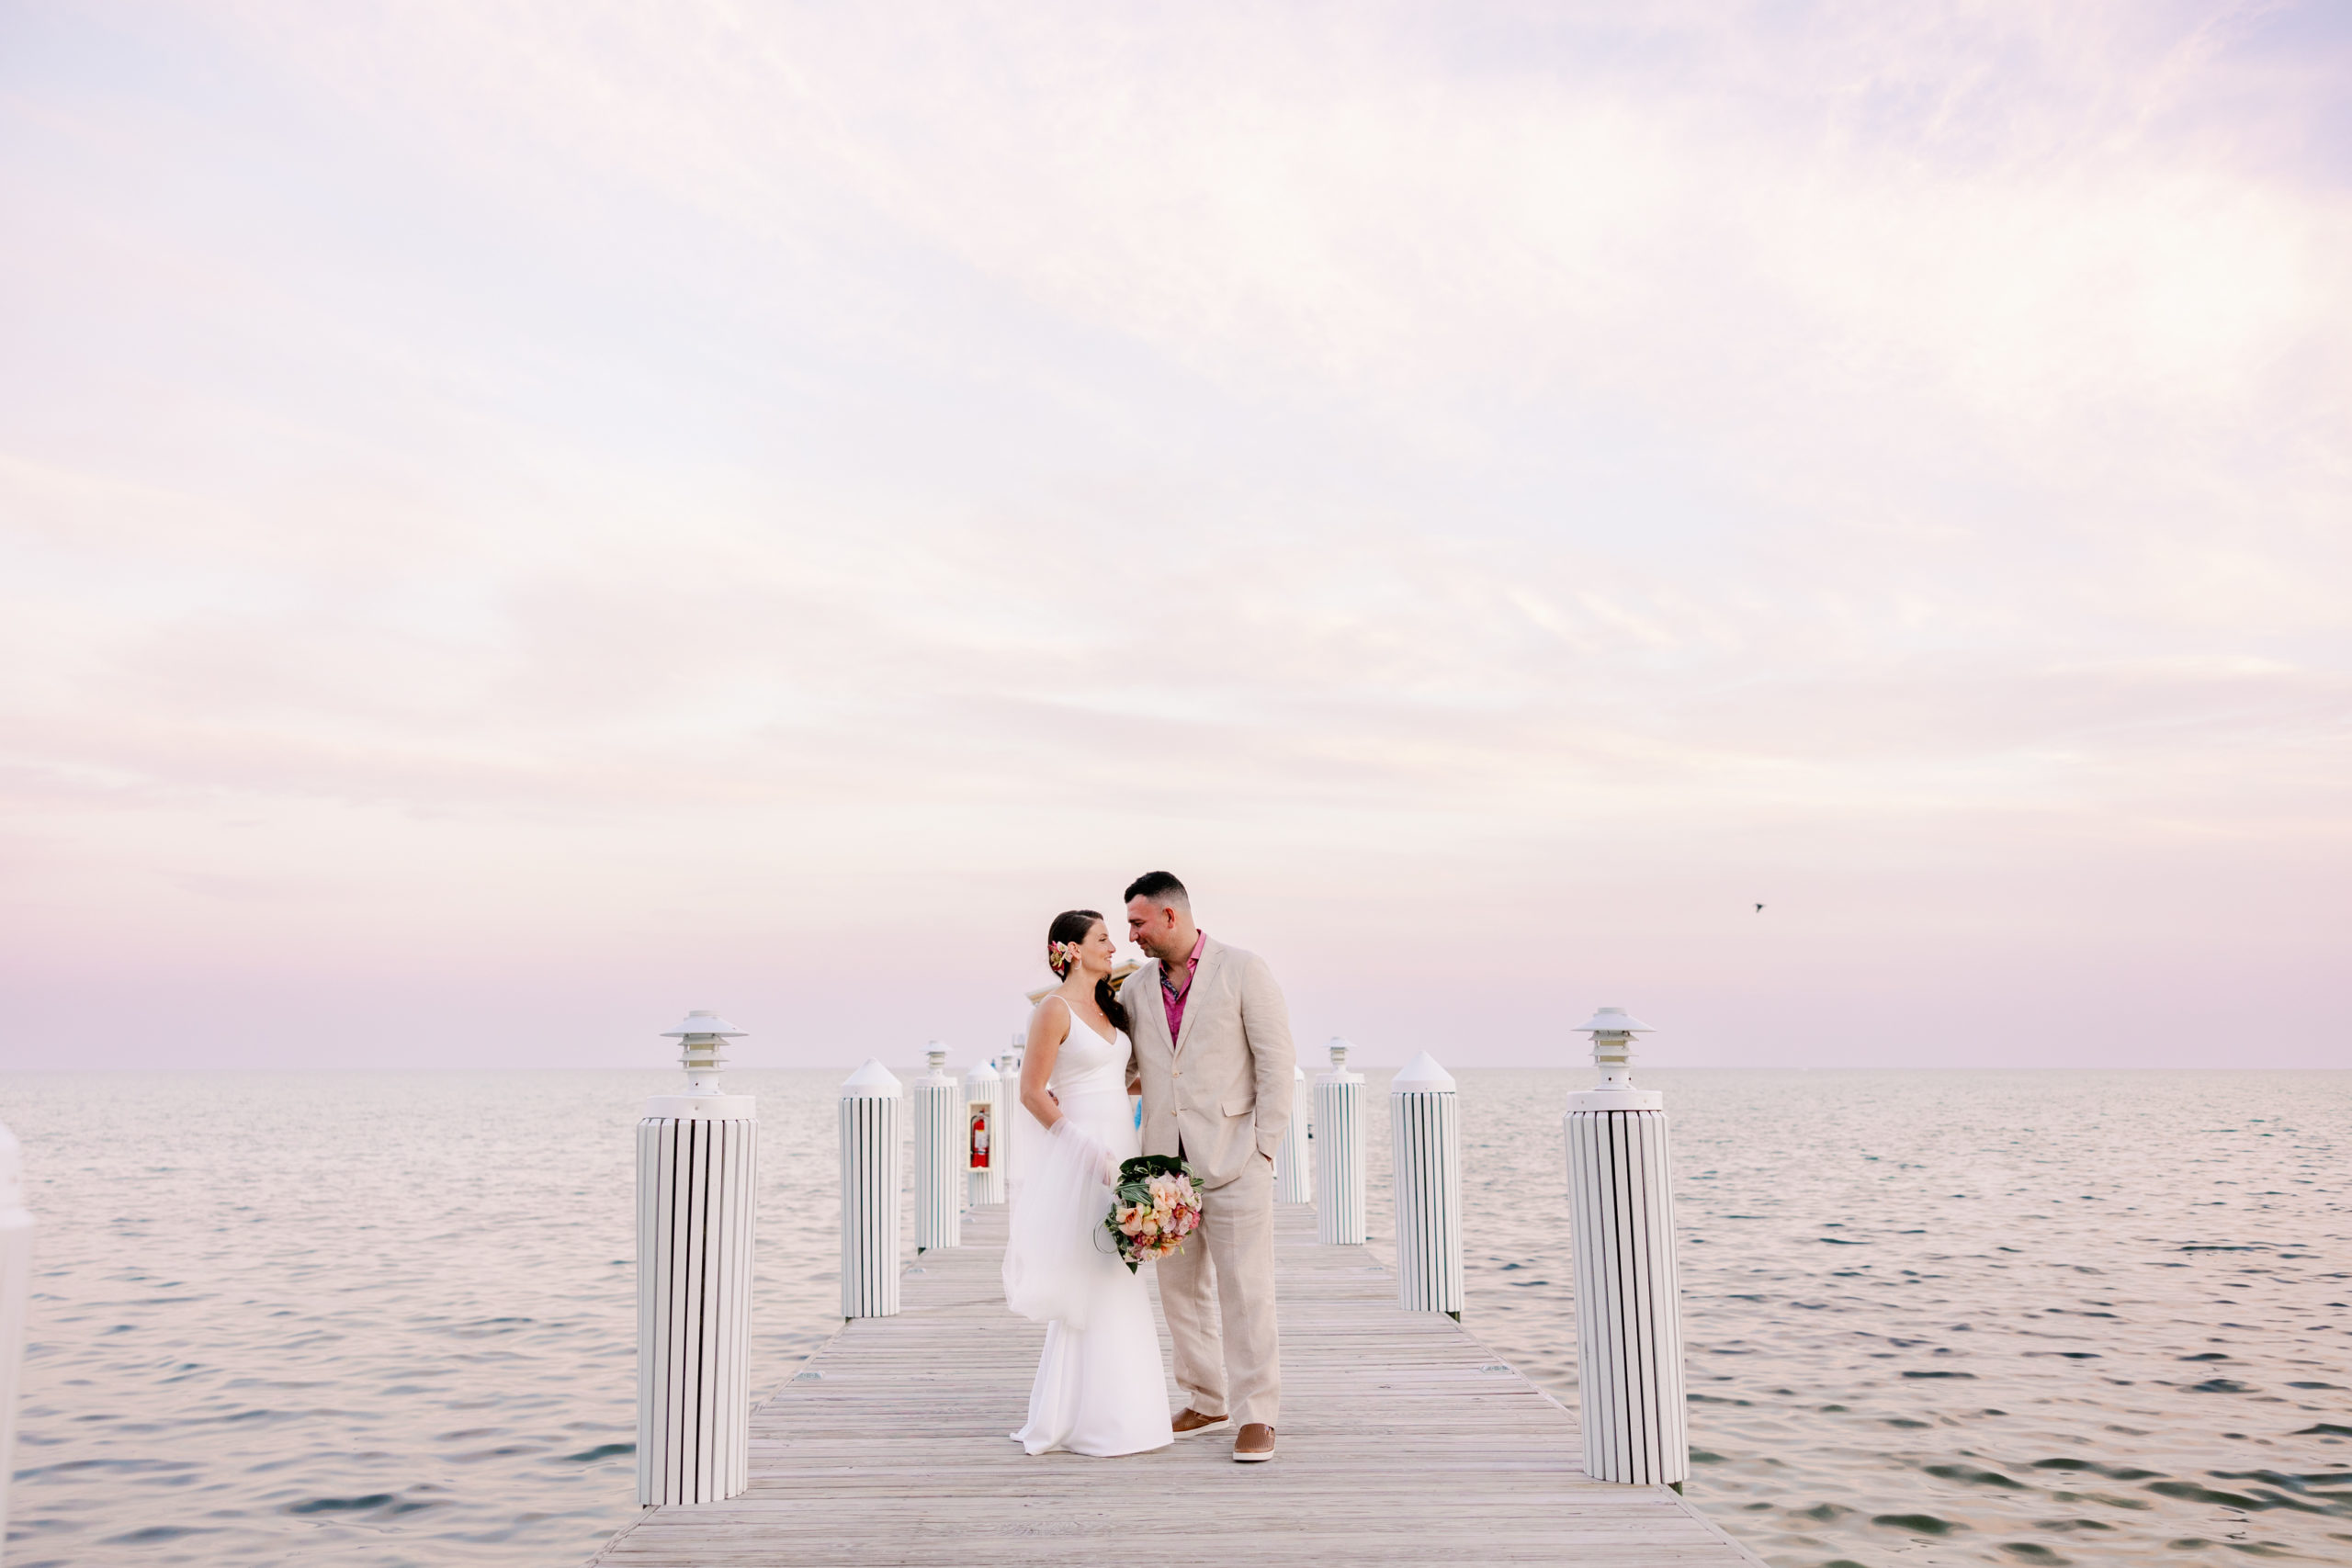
left=1102, top=1155, right=1202, bottom=1272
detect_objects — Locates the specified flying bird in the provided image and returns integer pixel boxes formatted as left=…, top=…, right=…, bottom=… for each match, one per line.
left=1754, top=903, right=1765, bottom=912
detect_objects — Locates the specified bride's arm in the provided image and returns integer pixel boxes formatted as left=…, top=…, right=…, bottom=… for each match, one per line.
left=1021, top=998, right=1069, bottom=1130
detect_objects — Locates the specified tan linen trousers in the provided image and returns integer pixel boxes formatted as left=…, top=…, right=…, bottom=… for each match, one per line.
left=1158, top=1150, right=1278, bottom=1428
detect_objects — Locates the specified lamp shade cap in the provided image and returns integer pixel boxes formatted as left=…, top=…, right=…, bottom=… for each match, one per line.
left=662, top=1010, right=746, bottom=1039
left=1576, top=1006, right=1653, bottom=1034
left=840, top=1058, right=904, bottom=1098
left=1392, top=1051, right=1456, bottom=1092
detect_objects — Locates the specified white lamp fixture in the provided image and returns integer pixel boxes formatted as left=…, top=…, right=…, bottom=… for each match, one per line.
left=1569, top=1007, right=1657, bottom=1110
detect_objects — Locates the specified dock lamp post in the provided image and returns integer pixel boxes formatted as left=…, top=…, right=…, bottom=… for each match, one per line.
left=912, top=1044, right=961, bottom=1253
left=1563, top=1008, right=1690, bottom=1488
left=638, top=1010, right=757, bottom=1506
left=998, top=1036, right=1026, bottom=1190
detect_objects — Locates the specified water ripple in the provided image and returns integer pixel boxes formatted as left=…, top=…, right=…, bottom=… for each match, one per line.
left=0, top=1068, right=2342, bottom=1567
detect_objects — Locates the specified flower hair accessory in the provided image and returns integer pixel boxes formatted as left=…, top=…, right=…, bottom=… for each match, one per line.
left=1047, top=940, right=1082, bottom=976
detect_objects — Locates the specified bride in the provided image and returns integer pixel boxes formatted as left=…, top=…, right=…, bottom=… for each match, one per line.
left=1001, top=909, right=1175, bottom=1458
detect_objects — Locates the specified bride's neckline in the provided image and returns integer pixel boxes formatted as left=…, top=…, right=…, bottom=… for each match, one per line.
left=1049, top=992, right=1121, bottom=1044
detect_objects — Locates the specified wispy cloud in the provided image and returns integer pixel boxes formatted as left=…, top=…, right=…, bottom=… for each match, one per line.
left=0, top=2, right=2345, bottom=1067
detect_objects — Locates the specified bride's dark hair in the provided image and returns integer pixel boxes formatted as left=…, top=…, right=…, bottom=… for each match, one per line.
left=1046, top=908, right=1129, bottom=1037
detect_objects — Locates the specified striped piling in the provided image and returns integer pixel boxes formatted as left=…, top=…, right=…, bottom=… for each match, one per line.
left=638, top=1011, right=757, bottom=1506
left=1274, top=1062, right=1312, bottom=1203
left=840, top=1059, right=903, bottom=1318
left=961, top=1057, right=1004, bottom=1207
left=1562, top=1007, right=1689, bottom=1488
left=1314, top=1038, right=1365, bottom=1246
left=1391, top=1051, right=1463, bottom=1318
left=912, top=1044, right=960, bottom=1252
left=0, top=1122, right=31, bottom=1547
left=998, top=1037, right=1026, bottom=1192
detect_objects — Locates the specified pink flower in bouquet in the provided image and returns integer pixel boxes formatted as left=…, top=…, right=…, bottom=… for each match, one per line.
left=1104, top=1155, right=1205, bottom=1272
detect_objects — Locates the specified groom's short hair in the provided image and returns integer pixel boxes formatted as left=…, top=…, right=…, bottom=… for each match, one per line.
left=1123, top=871, right=1189, bottom=910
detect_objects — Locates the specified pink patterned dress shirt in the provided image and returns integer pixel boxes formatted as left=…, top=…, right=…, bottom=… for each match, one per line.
left=1160, top=930, right=1207, bottom=1043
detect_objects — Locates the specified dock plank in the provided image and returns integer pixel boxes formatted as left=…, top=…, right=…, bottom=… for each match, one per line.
left=590, top=1206, right=1760, bottom=1567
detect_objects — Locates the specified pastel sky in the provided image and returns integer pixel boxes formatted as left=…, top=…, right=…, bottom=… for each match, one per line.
left=3, top=3, right=2346, bottom=1071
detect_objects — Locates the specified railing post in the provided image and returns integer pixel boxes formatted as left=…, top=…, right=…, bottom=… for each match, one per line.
left=1562, top=1007, right=1689, bottom=1488
left=1391, top=1052, right=1463, bottom=1318
left=911, top=1044, right=960, bottom=1252
left=1274, top=1062, right=1312, bottom=1202
left=638, top=1010, right=757, bottom=1506
left=961, top=1057, right=1004, bottom=1206
left=839, top=1059, right=904, bottom=1318
left=1313, top=1037, right=1365, bottom=1245
left=0, top=1122, right=32, bottom=1548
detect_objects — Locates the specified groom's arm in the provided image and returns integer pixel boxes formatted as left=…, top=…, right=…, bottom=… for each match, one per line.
left=1238, top=953, right=1295, bottom=1162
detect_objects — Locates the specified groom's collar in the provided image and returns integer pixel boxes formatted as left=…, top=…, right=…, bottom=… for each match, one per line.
left=1162, top=929, right=1207, bottom=990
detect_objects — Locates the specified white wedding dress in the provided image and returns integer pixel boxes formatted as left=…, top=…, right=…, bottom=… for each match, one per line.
left=1001, top=1003, right=1174, bottom=1458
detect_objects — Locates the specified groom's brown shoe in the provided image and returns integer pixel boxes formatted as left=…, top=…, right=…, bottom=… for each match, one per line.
left=1233, top=1423, right=1275, bottom=1462
left=1171, top=1408, right=1227, bottom=1434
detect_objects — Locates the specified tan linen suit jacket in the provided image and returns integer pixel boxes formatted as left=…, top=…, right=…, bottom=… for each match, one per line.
left=1128, top=936, right=1296, bottom=1190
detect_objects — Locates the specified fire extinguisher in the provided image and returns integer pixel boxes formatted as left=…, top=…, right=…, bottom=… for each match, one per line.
left=968, top=1104, right=991, bottom=1169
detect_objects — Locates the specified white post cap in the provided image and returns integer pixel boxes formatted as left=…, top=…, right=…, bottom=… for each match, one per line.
left=662, top=1010, right=747, bottom=1038
left=1318, top=1036, right=1363, bottom=1084
left=644, top=1010, right=757, bottom=1121
left=924, top=1042, right=950, bottom=1076
left=1392, top=1051, right=1456, bottom=1093
left=841, top=1058, right=904, bottom=1099
left=0, top=1121, right=20, bottom=1212
left=1570, top=1005, right=1661, bottom=1111
left=1295, top=1064, right=1306, bottom=1081
left=963, top=1058, right=1001, bottom=1086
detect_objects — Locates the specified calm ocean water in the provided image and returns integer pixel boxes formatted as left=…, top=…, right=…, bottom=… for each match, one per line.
left=1, top=1069, right=2344, bottom=1566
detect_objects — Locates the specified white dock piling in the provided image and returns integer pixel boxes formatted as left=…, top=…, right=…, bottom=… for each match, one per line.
left=998, top=1036, right=1026, bottom=1191
left=840, top=1058, right=904, bottom=1318
left=1562, top=1007, right=1689, bottom=1488
left=1391, top=1051, right=1463, bottom=1318
left=1274, top=1062, right=1312, bottom=1203
left=1314, top=1038, right=1366, bottom=1246
left=638, top=1010, right=757, bottom=1506
left=0, top=1122, right=32, bottom=1548
left=961, top=1057, right=1004, bottom=1206
left=911, top=1044, right=960, bottom=1252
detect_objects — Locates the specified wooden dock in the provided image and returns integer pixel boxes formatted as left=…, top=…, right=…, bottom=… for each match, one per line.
left=590, top=1205, right=1761, bottom=1566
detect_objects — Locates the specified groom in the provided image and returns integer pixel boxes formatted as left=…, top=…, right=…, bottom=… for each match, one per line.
left=1122, top=871, right=1296, bottom=1463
